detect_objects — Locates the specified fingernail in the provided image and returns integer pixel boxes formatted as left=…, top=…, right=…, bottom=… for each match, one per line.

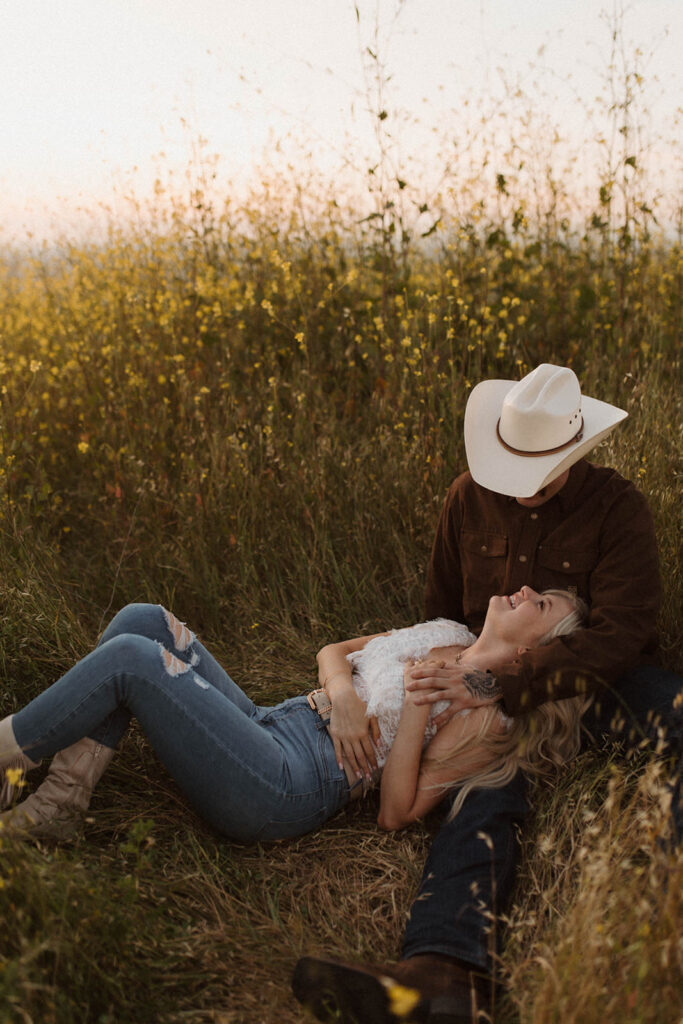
left=338, top=762, right=344, bottom=771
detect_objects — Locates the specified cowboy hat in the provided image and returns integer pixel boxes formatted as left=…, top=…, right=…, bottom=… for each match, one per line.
left=464, top=363, right=627, bottom=497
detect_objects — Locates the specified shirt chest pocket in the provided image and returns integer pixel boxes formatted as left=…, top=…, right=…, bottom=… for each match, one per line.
left=536, top=545, right=595, bottom=592
left=461, top=531, right=508, bottom=560
left=460, top=531, right=508, bottom=620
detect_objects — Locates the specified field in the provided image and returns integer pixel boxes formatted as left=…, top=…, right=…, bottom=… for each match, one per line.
left=0, top=141, right=682, bottom=1024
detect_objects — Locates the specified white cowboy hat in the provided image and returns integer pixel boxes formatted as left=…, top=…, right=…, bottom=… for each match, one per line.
left=464, top=363, right=627, bottom=497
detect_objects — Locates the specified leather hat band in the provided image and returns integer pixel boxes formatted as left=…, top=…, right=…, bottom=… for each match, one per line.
left=495, top=417, right=584, bottom=457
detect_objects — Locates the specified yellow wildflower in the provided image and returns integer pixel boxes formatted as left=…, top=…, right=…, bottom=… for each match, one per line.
left=4, top=767, right=25, bottom=787
left=384, top=980, right=420, bottom=1017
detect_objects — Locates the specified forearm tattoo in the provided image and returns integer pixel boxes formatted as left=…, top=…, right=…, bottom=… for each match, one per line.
left=463, top=668, right=502, bottom=701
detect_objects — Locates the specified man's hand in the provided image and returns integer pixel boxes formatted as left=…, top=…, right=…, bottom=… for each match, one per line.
left=404, top=660, right=502, bottom=729
left=328, top=688, right=380, bottom=781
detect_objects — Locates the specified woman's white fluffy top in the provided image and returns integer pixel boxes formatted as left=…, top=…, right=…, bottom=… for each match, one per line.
left=347, top=619, right=477, bottom=766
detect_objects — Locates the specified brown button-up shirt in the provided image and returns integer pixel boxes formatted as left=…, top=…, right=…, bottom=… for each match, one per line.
left=425, top=460, right=661, bottom=715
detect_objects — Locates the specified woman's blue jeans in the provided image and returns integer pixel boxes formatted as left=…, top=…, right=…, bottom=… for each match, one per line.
left=11, top=604, right=350, bottom=841
left=401, top=664, right=683, bottom=972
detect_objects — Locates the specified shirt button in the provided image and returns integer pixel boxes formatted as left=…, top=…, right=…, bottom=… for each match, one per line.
left=530, top=512, right=538, bottom=520
left=519, top=554, right=528, bottom=563
left=481, top=545, right=488, bottom=552
left=562, top=560, right=571, bottom=568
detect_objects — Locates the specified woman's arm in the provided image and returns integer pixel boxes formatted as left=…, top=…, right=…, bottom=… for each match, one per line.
left=377, top=681, right=506, bottom=830
left=377, top=682, right=431, bottom=829
left=316, top=634, right=386, bottom=780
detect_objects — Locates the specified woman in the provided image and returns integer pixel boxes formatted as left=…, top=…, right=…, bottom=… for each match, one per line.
left=0, top=587, right=588, bottom=842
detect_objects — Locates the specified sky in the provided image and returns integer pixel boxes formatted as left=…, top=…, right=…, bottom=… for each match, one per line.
left=1, top=0, right=681, bottom=240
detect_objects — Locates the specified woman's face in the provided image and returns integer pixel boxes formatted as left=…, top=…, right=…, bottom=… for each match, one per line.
left=485, top=586, right=575, bottom=649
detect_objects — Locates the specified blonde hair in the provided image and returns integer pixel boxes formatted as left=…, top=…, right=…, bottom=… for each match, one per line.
left=424, top=589, right=592, bottom=820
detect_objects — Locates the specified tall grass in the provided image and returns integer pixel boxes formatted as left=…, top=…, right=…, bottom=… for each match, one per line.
left=1, top=12, right=682, bottom=1019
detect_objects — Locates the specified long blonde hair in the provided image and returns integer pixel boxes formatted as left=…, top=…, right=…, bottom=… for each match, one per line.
left=424, top=589, right=592, bottom=820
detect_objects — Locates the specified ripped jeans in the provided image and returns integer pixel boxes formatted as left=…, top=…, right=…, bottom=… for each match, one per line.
left=11, top=604, right=350, bottom=841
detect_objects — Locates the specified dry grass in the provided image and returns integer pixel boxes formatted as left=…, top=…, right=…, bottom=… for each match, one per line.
left=501, top=756, right=682, bottom=1024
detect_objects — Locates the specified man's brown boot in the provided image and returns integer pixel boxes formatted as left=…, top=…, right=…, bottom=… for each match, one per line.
left=292, top=953, right=493, bottom=1024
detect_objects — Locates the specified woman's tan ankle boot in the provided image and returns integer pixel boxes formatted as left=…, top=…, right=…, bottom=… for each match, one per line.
left=0, top=737, right=115, bottom=841
left=0, top=715, right=40, bottom=810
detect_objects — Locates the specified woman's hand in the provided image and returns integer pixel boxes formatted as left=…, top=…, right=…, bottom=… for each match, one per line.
left=316, top=632, right=389, bottom=780
left=328, top=688, right=380, bottom=781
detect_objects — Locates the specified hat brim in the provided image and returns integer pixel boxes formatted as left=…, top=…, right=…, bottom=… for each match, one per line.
left=464, top=378, right=628, bottom=497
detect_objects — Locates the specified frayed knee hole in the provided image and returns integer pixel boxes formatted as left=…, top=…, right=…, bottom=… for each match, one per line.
left=158, top=644, right=193, bottom=677
left=160, top=606, right=196, bottom=652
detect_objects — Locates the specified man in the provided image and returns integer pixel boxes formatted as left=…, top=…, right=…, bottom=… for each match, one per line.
left=292, top=364, right=682, bottom=1024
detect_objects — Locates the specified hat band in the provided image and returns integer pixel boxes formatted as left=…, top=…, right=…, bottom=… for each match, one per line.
left=495, top=417, right=584, bottom=458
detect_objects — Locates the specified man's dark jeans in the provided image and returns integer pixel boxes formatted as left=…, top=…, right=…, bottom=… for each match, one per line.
left=401, top=665, right=683, bottom=971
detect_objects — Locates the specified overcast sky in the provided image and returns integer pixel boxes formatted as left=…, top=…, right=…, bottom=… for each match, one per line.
left=1, top=0, right=680, bottom=239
